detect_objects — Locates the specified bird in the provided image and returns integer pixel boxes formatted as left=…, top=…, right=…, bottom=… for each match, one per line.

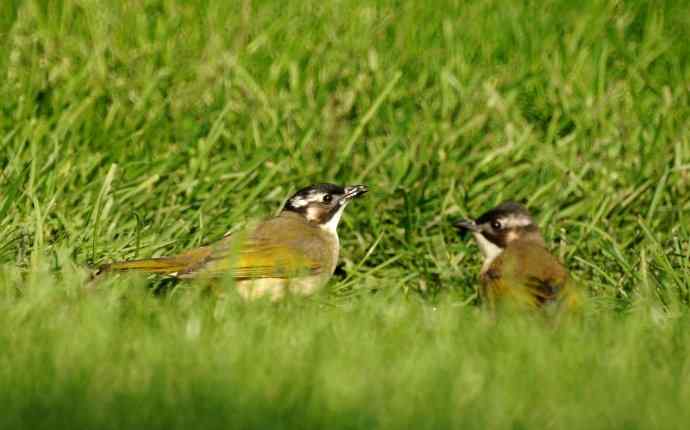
left=454, top=201, right=579, bottom=312
left=96, top=183, right=368, bottom=300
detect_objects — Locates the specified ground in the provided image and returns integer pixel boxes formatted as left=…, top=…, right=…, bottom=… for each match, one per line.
left=1, top=0, right=689, bottom=428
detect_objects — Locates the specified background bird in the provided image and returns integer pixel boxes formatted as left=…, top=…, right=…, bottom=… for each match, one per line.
left=454, top=201, right=580, bottom=313
left=97, top=183, right=368, bottom=300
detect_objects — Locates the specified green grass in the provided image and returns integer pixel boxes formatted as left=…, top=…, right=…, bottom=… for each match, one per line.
left=1, top=0, right=689, bottom=428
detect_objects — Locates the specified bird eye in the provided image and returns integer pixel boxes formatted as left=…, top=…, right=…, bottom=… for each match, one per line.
left=322, top=194, right=332, bottom=203
left=491, top=220, right=502, bottom=230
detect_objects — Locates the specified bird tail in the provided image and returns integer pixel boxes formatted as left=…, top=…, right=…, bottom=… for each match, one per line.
left=96, top=257, right=190, bottom=276
left=93, top=245, right=214, bottom=281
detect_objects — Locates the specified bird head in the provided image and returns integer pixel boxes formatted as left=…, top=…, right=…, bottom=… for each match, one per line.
left=282, top=183, right=368, bottom=232
left=454, top=201, right=544, bottom=261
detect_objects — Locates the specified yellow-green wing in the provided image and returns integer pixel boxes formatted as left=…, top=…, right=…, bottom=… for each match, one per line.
left=483, top=242, right=579, bottom=311
left=179, top=215, right=328, bottom=280
left=98, top=214, right=329, bottom=280
left=185, top=239, right=322, bottom=279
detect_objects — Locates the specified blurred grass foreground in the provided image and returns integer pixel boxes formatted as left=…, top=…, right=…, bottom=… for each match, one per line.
left=1, top=0, right=689, bottom=428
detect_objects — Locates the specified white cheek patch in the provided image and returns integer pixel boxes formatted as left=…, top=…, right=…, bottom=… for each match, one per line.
left=289, top=196, right=309, bottom=208
left=503, top=215, right=532, bottom=228
left=291, top=192, right=329, bottom=209
left=472, top=232, right=503, bottom=274
left=306, top=206, right=321, bottom=222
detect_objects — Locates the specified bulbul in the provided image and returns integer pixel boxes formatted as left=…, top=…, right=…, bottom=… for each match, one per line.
left=98, top=183, right=368, bottom=300
left=454, top=201, right=579, bottom=312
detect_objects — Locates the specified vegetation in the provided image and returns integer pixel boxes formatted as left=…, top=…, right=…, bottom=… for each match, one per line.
left=1, top=0, right=688, bottom=428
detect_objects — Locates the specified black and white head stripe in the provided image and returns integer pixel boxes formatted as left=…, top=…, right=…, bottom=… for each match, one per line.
left=282, top=183, right=368, bottom=229
left=454, top=201, right=543, bottom=267
left=283, top=183, right=346, bottom=212
left=474, top=201, right=540, bottom=248
left=475, top=201, right=533, bottom=227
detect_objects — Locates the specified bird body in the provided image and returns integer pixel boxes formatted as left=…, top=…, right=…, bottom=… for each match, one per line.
left=98, top=184, right=367, bottom=300
left=479, top=239, right=578, bottom=311
left=455, top=202, right=580, bottom=312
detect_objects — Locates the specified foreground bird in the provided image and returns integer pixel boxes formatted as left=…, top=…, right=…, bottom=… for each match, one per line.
left=454, top=202, right=579, bottom=312
left=97, top=183, right=368, bottom=300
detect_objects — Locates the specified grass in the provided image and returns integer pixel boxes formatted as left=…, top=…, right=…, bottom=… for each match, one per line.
left=1, top=0, right=689, bottom=428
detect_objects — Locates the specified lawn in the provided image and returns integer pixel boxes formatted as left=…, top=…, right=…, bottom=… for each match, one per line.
left=1, top=0, right=689, bottom=428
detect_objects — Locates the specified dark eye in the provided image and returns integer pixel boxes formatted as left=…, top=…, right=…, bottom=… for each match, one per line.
left=322, top=194, right=332, bottom=203
left=491, top=220, right=502, bottom=230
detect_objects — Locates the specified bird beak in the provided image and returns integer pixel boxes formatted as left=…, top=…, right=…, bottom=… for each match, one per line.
left=454, top=219, right=480, bottom=232
left=343, top=185, right=368, bottom=200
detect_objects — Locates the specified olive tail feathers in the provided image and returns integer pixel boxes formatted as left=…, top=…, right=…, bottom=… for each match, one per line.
left=96, top=257, right=189, bottom=276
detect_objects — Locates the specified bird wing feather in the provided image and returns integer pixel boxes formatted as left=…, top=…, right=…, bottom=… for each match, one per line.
left=183, top=238, right=322, bottom=279
left=179, top=215, right=327, bottom=280
left=482, top=242, right=576, bottom=309
left=99, top=214, right=329, bottom=281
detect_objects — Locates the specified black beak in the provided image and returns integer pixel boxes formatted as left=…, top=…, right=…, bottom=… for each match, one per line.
left=453, top=219, right=480, bottom=233
left=343, top=185, right=368, bottom=200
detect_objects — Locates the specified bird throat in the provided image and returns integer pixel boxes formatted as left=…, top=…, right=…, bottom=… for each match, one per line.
left=472, top=232, right=503, bottom=274
left=319, top=203, right=346, bottom=238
